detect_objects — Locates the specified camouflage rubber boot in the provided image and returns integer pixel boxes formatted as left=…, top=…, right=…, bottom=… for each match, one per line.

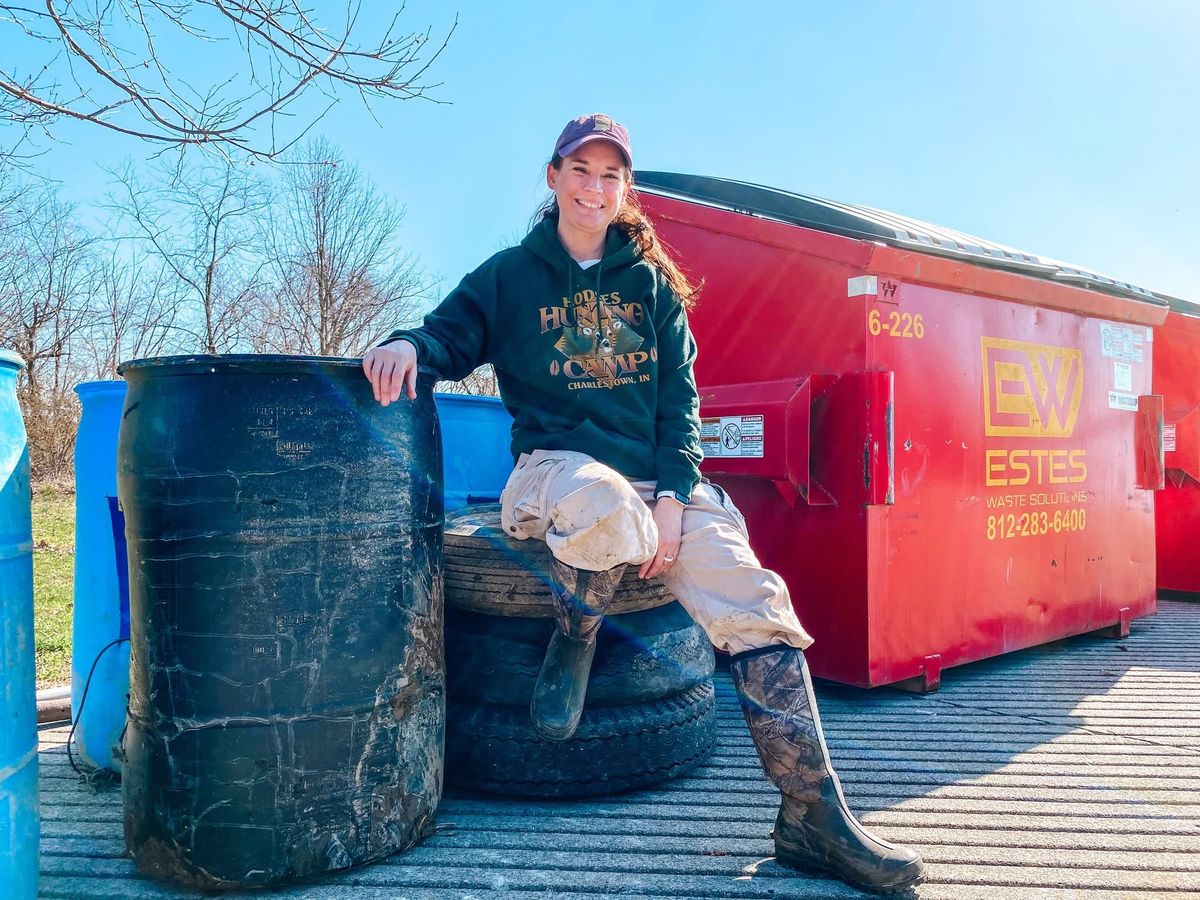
left=730, top=645, right=926, bottom=895
left=530, top=554, right=627, bottom=742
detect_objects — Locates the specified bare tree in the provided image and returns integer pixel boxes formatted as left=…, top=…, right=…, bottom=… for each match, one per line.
left=109, top=157, right=268, bottom=353
left=78, top=248, right=181, bottom=380
left=0, top=183, right=100, bottom=479
left=1, top=2, right=455, bottom=159
left=254, top=137, right=428, bottom=356
left=436, top=365, right=499, bottom=397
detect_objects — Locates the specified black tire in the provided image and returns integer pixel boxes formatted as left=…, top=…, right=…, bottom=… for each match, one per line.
left=445, top=602, right=715, bottom=707
left=444, top=503, right=675, bottom=617
left=445, top=682, right=717, bottom=798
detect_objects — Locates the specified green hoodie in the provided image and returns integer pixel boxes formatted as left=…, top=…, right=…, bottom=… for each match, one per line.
left=385, top=215, right=702, bottom=500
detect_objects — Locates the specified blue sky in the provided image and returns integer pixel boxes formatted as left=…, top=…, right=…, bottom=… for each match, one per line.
left=6, top=1, right=1199, bottom=305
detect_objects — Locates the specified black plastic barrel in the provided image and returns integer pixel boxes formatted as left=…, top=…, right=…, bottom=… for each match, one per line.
left=117, top=355, right=444, bottom=889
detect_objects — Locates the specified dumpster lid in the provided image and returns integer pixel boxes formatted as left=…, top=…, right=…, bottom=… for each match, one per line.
left=636, top=171, right=1171, bottom=310
left=1163, top=294, right=1200, bottom=319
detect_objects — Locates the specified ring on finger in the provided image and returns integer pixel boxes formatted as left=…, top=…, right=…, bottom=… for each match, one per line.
left=663, top=556, right=675, bottom=563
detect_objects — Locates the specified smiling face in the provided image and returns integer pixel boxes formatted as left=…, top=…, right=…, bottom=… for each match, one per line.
left=547, top=141, right=631, bottom=249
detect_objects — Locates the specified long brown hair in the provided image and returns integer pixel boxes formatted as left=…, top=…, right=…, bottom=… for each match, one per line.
left=533, top=155, right=702, bottom=309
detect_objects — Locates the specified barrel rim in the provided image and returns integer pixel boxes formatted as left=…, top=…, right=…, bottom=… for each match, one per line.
left=117, top=354, right=438, bottom=377
left=0, top=347, right=25, bottom=371
left=75, top=379, right=127, bottom=397
left=433, top=392, right=506, bottom=407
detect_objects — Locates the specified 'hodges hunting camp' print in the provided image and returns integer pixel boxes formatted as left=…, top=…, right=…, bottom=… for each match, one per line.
left=540, top=288, right=657, bottom=389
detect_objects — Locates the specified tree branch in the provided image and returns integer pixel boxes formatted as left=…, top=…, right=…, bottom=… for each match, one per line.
left=2, top=2, right=456, bottom=158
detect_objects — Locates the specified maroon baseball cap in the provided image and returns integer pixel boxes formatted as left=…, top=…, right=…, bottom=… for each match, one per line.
left=553, top=114, right=633, bottom=168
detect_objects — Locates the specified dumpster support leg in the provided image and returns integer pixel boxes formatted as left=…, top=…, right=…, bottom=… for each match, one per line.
left=1096, top=607, right=1132, bottom=640
left=892, top=654, right=942, bottom=694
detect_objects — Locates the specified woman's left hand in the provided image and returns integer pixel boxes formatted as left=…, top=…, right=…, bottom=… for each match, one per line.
left=639, top=497, right=685, bottom=579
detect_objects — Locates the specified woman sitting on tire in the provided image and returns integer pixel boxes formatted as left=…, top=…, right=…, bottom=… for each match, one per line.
left=362, top=113, right=926, bottom=896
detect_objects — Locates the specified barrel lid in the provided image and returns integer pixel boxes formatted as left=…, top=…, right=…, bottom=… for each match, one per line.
left=75, top=379, right=126, bottom=397
left=0, top=348, right=25, bottom=371
left=118, top=354, right=438, bottom=377
left=636, top=172, right=1175, bottom=310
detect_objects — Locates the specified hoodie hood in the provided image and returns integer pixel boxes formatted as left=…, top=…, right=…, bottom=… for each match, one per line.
left=520, top=213, right=643, bottom=274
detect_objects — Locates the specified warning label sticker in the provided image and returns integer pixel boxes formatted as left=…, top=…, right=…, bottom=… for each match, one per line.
left=1100, top=323, right=1145, bottom=362
left=1164, top=423, right=1177, bottom=452
left=701, top=415, right=764, bottom=458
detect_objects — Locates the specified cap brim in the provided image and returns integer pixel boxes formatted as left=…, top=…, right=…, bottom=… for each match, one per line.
left=557, top=134, right=632, bottom=168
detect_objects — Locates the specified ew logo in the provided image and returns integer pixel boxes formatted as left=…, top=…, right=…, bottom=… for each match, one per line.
left=982, top=337, right=1083, bottom=437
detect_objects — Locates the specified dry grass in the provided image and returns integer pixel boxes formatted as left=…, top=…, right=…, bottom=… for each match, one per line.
left=33, top=485, right=74, bottom=688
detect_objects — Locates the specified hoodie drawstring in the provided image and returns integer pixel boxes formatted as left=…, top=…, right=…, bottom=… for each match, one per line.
left=564, top=257, right=604, bottom=325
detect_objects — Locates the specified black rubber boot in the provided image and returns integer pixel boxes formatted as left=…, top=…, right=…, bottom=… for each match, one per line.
left=531, top=555, right=626, bottom=742
left=730, top=645, right=926, bottom=895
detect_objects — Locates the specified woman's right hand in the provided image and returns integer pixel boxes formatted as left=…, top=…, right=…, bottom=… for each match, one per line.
left=362, top=340, right=418, bottom=406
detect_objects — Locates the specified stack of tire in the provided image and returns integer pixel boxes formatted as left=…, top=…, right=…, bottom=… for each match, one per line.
left=443, top=504, right=716, bottom=798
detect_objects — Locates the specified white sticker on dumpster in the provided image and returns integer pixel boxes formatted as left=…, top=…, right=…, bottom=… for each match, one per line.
left=701, top=415, right=764, bottom=458
left=1113, top=361, right=1133, bottom=392
left=847, top=275, right=878, bottom=297
left=1108, top=391, right=1139, bottom=412
left=1164, top=423, right=1177, bottom=452
left=1100, top=323, right=1145, bottom=362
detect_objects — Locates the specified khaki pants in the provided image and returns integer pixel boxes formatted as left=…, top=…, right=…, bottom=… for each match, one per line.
left=499, top=449, right=813, bottom=655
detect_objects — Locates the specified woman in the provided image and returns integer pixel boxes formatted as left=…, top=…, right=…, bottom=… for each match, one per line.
left=362, top=114, right=925, bottom=895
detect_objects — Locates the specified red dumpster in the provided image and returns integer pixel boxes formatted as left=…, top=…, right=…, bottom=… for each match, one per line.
left=639, top=173, right=1167, bottom=690
left=1153, top=301, right=1200, bottom=592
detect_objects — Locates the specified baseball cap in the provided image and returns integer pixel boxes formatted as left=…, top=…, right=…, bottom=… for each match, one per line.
left=553, top=114, right=633, bottom=168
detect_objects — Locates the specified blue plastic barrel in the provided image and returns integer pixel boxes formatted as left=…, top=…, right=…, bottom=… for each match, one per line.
left=433, top=393, right=513, bottom=511
left=0, top=348, right=38, bottom=899
left=71, top=380, right=130, bottom=772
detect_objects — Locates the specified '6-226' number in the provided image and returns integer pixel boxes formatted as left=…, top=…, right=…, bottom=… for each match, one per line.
left=868, top=309, right=924, bottom=339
